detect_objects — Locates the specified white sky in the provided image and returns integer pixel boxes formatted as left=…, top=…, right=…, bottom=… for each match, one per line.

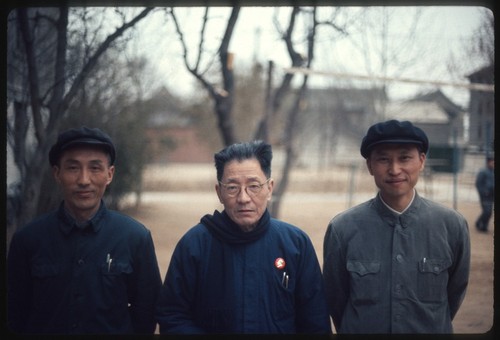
left=134, top=6, right=490, bottom=107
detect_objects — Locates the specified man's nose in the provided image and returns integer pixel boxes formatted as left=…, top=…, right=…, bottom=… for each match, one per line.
left=77, top=169, right=91, bottom=185
left=388, top=161, right=401, bottom=174
left=236, top=186, right=252, bottom=201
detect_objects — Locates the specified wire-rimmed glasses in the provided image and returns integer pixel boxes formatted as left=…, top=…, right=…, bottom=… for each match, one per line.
left=218, top=178, right=271, bottom=197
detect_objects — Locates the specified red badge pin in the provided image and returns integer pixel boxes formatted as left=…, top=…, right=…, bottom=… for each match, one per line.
left=274, top=257, right=286, bottom=269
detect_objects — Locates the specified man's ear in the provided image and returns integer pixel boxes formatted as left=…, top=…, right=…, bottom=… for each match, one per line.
left=106, top=165, right=115, bottom=185
left=366, top=158, right=374, bottom=175
left=215, top=183, right=223, bottom=203
left=419, top=152, right=426, bottom=172
left=266, top=178, right=274, bottom=201
left=52, top=165, right=62, bottom=184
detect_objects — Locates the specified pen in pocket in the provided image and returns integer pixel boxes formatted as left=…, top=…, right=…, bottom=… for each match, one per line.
left=282, top=271, right=289, bottom=288
left=106, top=253, right=112, bottom=272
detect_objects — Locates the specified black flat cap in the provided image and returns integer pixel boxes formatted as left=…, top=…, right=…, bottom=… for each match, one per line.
left=49, top=126, right=116, bottom=166
left=360, top=120, right=429, bottom=158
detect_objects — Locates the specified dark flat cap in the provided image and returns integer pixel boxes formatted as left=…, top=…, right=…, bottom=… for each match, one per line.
left=360, top=120, right=428, bottom=158
left=49, top=126, right=116, bottom=166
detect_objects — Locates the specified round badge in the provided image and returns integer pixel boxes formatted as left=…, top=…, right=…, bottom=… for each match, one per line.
left=274, top=257, right=286, bottom=269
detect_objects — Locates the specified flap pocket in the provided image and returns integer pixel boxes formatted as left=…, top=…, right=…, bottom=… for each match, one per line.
left=32, top=263, right=60, bottom=278
left=101, top=261, right=133, bottom=276
left=347, top=260, right=380, bottom=276
left=419, top=258, right=450, bottom=275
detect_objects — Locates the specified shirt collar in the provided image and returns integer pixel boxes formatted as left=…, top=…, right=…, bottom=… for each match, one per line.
left=58, top=201, right=106, bottom=235
left=379, top=189, right=416, bottom=215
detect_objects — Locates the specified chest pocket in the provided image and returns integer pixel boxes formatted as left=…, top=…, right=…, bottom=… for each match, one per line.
left=346, top=260, right=380, bottom=305
left=31, top=263, right=60, bottom=280
left=31, top=263, right=61, bottom=299
left=100, top=261, right=133, bottom=289
left=101, top=261, right=133, bottom=276
left=31, top=263, right=60, bottom=278
left=100, top=261, right=134, bottom=304
left=417, top=258, right=451, bottom=302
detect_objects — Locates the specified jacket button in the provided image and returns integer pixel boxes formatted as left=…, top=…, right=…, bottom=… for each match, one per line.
left=77, top=259, right=85, bottom=266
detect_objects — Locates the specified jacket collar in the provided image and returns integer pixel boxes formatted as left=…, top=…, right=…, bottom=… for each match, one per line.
left=201, top=209, right=270, bottom=244
left=57, top=200, right=107, bottom=235
left=374, top=192, right=422, bottom=228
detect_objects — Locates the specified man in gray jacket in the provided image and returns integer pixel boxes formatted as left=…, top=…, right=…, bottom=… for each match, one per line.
left=323, top=120, right=470, bottom=333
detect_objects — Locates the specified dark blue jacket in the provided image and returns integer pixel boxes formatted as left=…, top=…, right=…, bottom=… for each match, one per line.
left=156, top=210, right=331, bottom=334
left=7, top=201, right=162, bottom=334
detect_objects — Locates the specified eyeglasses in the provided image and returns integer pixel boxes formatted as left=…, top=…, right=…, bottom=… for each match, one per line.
left=219, top=178, right=271, bottom=197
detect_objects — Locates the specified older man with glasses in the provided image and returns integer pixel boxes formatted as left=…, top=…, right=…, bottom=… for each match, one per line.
left=155, top=140, right=331, bottom=334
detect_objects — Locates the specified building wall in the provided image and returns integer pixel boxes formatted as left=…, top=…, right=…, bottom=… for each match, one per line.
left=468, top=90, right=494, bottom=151
left=467, top=66, right=494, bottom=152
left=146, top=127, right=213, bottom=164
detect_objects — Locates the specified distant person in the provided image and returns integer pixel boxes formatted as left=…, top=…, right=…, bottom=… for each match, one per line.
left=323, top=120, right=470, bottom=333
left=156, top=140, right=331, bottom=334
left=7, top=126, right=162, bottom=334
left=475, top=155, right=494, bottom=232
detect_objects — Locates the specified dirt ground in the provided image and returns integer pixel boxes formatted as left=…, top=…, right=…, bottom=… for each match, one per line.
left=123, top=163, right=494, bottom=334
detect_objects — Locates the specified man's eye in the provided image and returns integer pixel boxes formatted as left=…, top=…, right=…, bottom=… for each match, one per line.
left=248, top=184, right=261, bottom=191
left=226, top=185, right=239, bottom=191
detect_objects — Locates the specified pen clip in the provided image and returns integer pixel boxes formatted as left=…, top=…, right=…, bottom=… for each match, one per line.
left=282, top=271, right=289, bottom=289
left=106, top=253, right=112, bottom=272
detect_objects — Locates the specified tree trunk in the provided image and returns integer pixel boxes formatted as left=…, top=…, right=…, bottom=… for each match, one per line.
left=269, top=79, right=308, bottom=216
left=7, top=7, right=154, bottom=251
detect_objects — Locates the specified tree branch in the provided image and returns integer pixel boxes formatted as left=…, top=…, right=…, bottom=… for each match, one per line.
left=47, top=6, right=68, bottom=129
left=17, top=8, right=45, bottom=144
left=219, top=6, right=240, bottom=92
left=170, top=7, right=218, bottom=98
left=57, top=7, right=154, bottom=124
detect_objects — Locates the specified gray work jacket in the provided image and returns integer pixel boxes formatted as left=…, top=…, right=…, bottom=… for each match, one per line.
left=323, top=192, right=470, bottom=333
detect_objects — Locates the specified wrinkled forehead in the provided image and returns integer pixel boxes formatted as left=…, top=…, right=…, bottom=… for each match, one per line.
left=222, top=158, right=265, bottom=180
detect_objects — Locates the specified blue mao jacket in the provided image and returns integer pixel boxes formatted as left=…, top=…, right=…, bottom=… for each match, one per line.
left=156, top=210, right=331, bottom=334
left=7, top=201, right=162, bottom=334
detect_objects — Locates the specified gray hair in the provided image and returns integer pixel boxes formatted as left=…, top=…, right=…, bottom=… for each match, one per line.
left=214, top=141, right=272, bottom=181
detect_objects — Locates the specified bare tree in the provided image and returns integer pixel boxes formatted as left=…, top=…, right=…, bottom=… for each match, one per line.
left=343, top=7, right=424, bottom=122
left=166, top=6, right=348, bottom=217
left=443, top=7, right=493, bottom=84
left=265, top=7, right=349, bottom=217
left=466, top=8, right=494, bottom=68
left=267, top=7, right=316, bottom=217
left=168, top=6, right=240, bottom=146
left=6, top=7, right=154, bottom=246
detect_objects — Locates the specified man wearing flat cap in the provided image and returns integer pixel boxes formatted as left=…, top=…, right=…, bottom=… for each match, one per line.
left=7, top=127, right=162, bottom=334
left=323, top=120, right=470, bottom=333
